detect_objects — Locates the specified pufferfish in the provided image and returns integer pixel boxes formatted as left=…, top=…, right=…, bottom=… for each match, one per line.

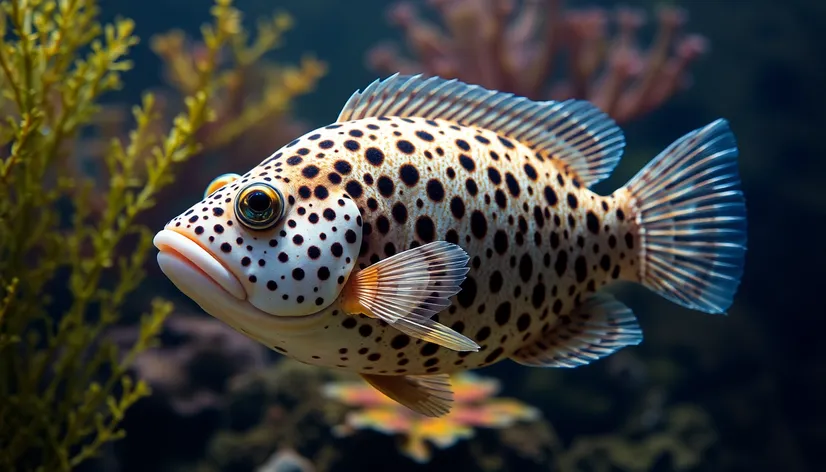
left=154, top=74, right=747, bottom=417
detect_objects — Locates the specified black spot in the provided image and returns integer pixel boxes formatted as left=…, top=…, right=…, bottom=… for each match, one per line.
left=349, top=129, right=363, bottom=138
left=359, top=324, right=373, bottom=337
left=376, top=215, right=390, bottom=234
left=314, top=186, right=329, bottom=199
left=392, top=202, right=408, bottom=224
left=391, top=334, right=410, bottom=349
left=484, top=347, right=504, bottom=364
left=287, top=155, right=303, bottom=166
left=459, top=154, right=475, bottom=172
left=544, top=186, right=558, bottom=207
left=531, top=283, right=546, bottom=309
left=426, top=179, right=445, bottom=202
left=498, top=136, right=514, bottom=149
left=495, top=302, right=511, bottom=326
left=505, top=172, right=520, bottom=197
left=555, top=250, right=568, bottom=276
left=550, top=231, right=560, bottom=249
left=575, top=255, right=587, bottom=282
left=456, top=276, right=477, bottom=308
left=625, top=233, right=635, bottom=249
left=365, top=147, right=385, bottom=166
left=493, top=231, right=508, bottom=255
left=267, top=280, right=277, bottom=291
left=523, top=163, right=538, bottom=180
left=420, top=343, right=439, bottom=357
left=308, top=246, right=321, bottom=259
left=476, top=326, right=491, bottom=341
left=334, top=160, right=352, bottom=174
left=416, top=130, right=434, bottom=141
left=399, top=164, right=419, bottom=186
left=396, top=140, right=415, bottom=154
left=586, top=211, right=600, bottom=234
left=331, top=242, right=343, bottom=257
left=292, top=234, right=304, bottom=245
left=616, top=208, right=625, bottom=221
left=345, top=229, right=358, bottom=244
left=278, top=252, right=289, bottom=262
left=489, top=271, right=503, bottom=292
left=345, top=180, right=363, bottom=198
left=323, top=208, right=336, bottom=221
left=597, top=254, right=610, bottom=272
left=213, top=207, right=224, bottom=216
left=328, top=172, right=342, bottom=184
left=377, top=175, right=394, bottom=197
left=319, top=140, right=334, bottom=149
left=475, top=135, right=490, bottom=144
left=494, top=189, right=507, bottom=209
left=344, top=140, right=360, bottom=151
left=450, top=197, right=465, bottom=219
left=415, top=216, right=435, bottom=242
left=318, top=266, right=331, bottom=280
left=455, top=139, right=470, bottom=151
left=292, top=268, right=305, bottom=280
left=342, top=318, right=357, bottom=329
left=487, top=167, right=501, bottom=185
left=519, top=254, right=533, bottom=282
left=302, top=165, right=320, bottom=178
left=220, top=242, right=232, bottom=253
left=214, top=224, right=224, bottom=234
left=517, top=313, right=531, bottom=332
left=567, top=193, right=578, bottom=209
left=445, top=229, right=459, bottom=244
left=465, top=178, right=478, bottom=196
left=470, top=211, right=487, bottom=239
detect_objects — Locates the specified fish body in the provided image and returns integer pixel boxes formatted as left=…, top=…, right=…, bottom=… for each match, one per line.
left=154, top=74, right=747, bottom=417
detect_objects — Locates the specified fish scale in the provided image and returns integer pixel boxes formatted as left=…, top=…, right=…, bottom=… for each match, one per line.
left=155, top=74, right=747, bottom=417
left=286, top=116, right=641, bottom=374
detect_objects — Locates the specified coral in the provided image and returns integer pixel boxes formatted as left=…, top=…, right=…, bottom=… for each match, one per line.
left=0, top=0, right=311, bottom=470
left=324, top=372, right=541, bottom=463
left=367, top=0, right=707, bottom=123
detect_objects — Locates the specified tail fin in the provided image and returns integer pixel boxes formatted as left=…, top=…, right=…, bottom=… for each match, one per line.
left=623, top=119, right=747, bottom=314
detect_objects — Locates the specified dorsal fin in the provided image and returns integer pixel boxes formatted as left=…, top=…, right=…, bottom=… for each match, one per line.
left=337, top=73, right=626, bottom=187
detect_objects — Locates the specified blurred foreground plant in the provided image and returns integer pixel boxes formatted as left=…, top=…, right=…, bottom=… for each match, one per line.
left=0, top=0, right=315, bottom=470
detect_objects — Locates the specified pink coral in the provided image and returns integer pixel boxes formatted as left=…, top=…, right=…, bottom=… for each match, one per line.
left=367, top=0, right=707, bottom=123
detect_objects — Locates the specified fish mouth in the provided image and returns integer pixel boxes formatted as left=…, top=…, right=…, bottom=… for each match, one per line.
left=153, top=229, right=329, bottom=335
left=153, top=229, right=246, bottom=300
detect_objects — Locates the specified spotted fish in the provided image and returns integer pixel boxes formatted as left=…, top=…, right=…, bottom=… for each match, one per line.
left=154, top=74, right=747, bottom=417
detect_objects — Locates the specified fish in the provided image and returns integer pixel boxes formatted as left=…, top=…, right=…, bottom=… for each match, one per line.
left=153, top=74, right=747, bottom=417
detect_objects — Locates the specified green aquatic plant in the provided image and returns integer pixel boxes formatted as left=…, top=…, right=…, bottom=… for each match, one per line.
left=0, top=0, right=319, bottom=470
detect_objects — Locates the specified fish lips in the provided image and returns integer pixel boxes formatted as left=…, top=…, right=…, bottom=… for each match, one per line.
left=153, top=229, right=246, bottom=300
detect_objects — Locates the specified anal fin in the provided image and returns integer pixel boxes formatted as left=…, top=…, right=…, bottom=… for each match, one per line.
left=361, top=373, right=454, bottom=417
left=511, top=293, right=642, bottom=368
left=339, top=240, right=480, bottom=352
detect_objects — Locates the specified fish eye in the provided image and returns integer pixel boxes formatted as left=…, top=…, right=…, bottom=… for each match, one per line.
left=204, top=173, right=241, bottom=198
left=235, top=183, right=284, bottom=230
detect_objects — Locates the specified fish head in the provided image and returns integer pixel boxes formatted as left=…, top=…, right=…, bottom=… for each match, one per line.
left=154, top=161, right=363, bottom=323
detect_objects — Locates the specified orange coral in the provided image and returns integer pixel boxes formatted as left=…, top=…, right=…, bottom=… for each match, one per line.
left=367, top=0, right=706, bottom=123
left=324, top=373, right=540, bottom=463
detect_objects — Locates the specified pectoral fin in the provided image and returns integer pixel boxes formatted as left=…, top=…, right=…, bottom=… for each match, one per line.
left=510, top=292, right=643, bottom=368
left=339, top=241, right=480, bottom=352
left=361, top=373, right=454, bottom=417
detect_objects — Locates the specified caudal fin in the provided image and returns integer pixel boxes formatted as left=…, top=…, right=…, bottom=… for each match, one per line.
left=623, top=119, right=747, bottom=314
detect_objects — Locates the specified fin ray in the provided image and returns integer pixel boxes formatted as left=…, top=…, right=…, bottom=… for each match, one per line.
left=338, top=74, right=626, bottom=187
left=361, top=373, right=454, bottom=417
left=340, top=240, right=480, bottom=352
left=623, top=119, right=747, bottom=314
left=511, top=293, right=642, bottom=368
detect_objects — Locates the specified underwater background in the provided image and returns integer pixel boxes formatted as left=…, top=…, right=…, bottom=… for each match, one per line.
left=0, top=0, right=822, bottom=471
